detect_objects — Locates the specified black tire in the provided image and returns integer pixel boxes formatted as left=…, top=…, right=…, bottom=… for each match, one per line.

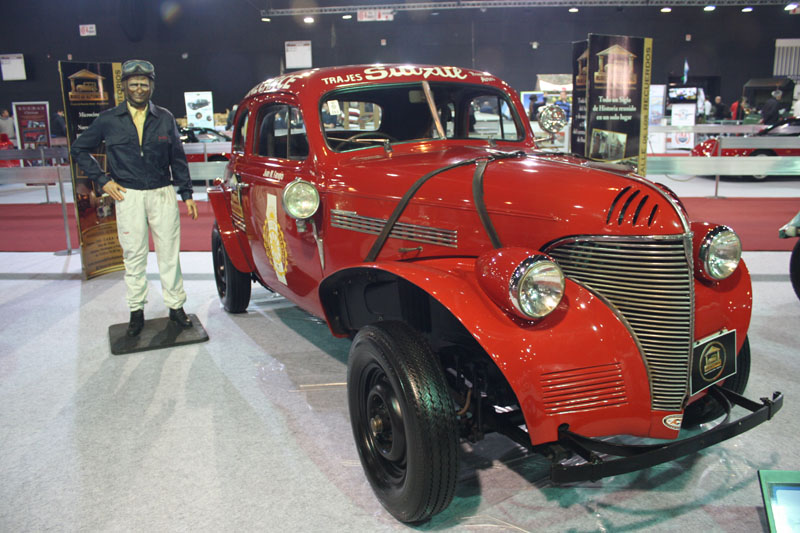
left=211, top=223, right=251, bottom=313
left=347, top=321, right=459, bottom=523
left=790, top=239, right=800, bottom=301
left=683, top=336, right=751, bottom=427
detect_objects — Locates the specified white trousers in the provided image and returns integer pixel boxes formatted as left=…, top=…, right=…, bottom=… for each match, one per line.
left=115, top=185, right=186, bottom=311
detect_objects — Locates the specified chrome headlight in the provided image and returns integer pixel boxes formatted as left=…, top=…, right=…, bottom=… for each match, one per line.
left=282, top=179, right=319, bottom=219
left=698, top=225, right=741, bottom=281
left=476, top=249, right=565, bottom=320
left=509, top=256, right=565, bottom=319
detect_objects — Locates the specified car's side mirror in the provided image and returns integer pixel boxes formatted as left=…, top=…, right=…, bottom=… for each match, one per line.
left=537, top=104, right=568, bottom=134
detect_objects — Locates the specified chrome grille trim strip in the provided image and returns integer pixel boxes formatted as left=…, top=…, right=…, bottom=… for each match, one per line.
left=330, top=209, right=458, bottom=248
left=546, top=235, right=694, bottom=411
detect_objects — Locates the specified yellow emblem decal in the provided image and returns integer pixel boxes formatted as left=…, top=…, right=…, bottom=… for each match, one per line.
left=263, top=194, right=288, bottom=284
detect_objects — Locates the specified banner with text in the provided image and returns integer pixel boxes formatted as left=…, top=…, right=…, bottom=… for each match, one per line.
left=583, top=34, right=652, bottom=174
left=59, top=60, right=125, bottom=279
left=11, top=102, right=51, bottom=161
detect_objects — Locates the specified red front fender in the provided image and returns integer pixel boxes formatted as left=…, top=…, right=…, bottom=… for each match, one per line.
left=320, top=257, right=657, bottom=445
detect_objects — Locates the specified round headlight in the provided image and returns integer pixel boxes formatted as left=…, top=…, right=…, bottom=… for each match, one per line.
left=699, top=226, right=741, bottom=280
left=509, top=257, right=565, bottom=318
left=282, top=179, right=320, bottom=220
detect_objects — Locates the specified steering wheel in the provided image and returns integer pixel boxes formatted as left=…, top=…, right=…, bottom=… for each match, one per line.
left=340, top=131, right=398, bottom=149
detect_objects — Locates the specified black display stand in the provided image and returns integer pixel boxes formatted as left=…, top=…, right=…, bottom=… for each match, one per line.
left=109, top=314, right=209, bottom=355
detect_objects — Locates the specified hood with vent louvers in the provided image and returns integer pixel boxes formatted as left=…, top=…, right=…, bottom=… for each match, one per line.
left=606, top=186, right=662, bottom=227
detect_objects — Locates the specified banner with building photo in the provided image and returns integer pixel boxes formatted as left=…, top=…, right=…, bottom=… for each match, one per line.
left=59, top=60, right=126, bottom=279
left=11, top=102, right=50, bottom=159
left=584, top=34, right=652, bottom=174
left=570, top=40, right=589, bottom=158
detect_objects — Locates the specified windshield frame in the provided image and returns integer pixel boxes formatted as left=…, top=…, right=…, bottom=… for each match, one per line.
left=319, top=81, right=526, bottom=153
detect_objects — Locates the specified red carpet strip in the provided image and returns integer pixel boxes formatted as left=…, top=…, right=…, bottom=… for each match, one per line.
left=0, top=197, right=797, bottom=252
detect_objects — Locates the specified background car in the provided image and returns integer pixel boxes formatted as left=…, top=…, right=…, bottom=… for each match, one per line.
left=691, top=117, right=800, bottom=178
left=180, top=126, right=231, bottom=162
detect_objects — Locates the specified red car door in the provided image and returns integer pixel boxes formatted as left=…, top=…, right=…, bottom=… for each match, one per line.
left=236, top=97, right=324, bottom=314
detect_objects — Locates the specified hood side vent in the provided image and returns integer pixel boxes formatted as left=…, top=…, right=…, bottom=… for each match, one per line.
left=608, top=187, right=660, bottom=227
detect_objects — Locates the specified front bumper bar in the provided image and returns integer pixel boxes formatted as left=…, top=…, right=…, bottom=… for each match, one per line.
left=549, top=386, right=783, bottom=483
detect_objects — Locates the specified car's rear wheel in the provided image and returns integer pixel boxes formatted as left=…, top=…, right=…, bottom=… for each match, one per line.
left=212, top=223, right=251, bottom=313
left=749, top=150, right=775, bottom=180
left=683, top=336, right=751, bottom=427
left=790, top=239, right=800, bottom=301
left=347, top=321, right=459, bottom=523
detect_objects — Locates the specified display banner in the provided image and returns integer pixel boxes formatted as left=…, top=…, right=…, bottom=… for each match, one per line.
left=184, top=91, right=214, bottom=128
left=584, top=34, right=652, bottom=174
left=11, top=102, right=50, bottom=158
left=570, top=40, right=589, bottom=158
left=59, top=60, right=126, bottom=279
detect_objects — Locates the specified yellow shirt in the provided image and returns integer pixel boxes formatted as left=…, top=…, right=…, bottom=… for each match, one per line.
left=127, top=102, right=146, bottom=146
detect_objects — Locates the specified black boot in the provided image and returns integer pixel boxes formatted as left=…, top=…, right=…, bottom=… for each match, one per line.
left=169, top=307, right=192, bottom=328
left=127, top=309, right=144, bottom=337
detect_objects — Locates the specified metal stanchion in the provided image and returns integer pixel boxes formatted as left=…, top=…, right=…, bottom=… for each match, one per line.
left=54, top=167, right=73, bottom=256
left=713, top=137, right=724, bottom=199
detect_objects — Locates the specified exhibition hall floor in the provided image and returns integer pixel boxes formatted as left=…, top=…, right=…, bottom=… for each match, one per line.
left=1, top=176, right=799, bottom=531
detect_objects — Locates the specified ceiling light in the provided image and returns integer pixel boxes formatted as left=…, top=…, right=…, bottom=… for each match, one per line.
left=303, top=16, right=314, bottom=23
left=661, top=6, right=672, bottom=12
left=785, top=2, right=798, bottom=10
left=342, top=14, right=352, bottom=19
left=569, top=7, right=579, bottom=12
left=261, top=16, right=271, bottom=22
left=260, top=9, right=270, bottom=22
left=741, top=6, right=753, bottom=11
left=704, top=5, right=716, bottom=10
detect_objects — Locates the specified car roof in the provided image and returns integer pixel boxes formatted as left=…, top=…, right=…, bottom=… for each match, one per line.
left=244, top=64, right=512, bottom=102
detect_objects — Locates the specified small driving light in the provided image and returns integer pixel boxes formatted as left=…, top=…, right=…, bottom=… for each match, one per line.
left=282, top=179, right=320, bottom=219
left=698, top=225, right=741, bottom=281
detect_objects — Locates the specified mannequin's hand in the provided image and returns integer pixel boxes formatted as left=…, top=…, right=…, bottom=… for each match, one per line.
left=102, top=180, right=126, bottom=201
left=185, top=199, right=198, bottom=220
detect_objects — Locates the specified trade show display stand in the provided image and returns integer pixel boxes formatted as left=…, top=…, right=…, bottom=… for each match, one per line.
left=109, top=314, right=208, bottom=355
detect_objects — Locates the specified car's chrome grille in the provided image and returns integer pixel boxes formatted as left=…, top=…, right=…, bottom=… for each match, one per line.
left=330, top=209, right=458, bottom=248
left=546, top=236, right=694, bottom=411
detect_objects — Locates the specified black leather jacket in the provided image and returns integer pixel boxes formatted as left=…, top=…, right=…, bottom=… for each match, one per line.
left=71, top=101, right=193, bottom=200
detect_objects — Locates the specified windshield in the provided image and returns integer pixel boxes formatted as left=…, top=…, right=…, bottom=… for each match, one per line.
left=321, top=82, right=524, bottom=152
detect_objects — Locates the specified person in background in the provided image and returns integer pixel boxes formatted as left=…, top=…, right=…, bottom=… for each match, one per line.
left=70, top=59, right=198, bottom=338
left=51, top=110, right=67, bottom=137
left=729, top=96, right=749, bottom=122
left=554, top=89, right=571, bottom=121
left=0, top=108, right=16, bottom=141
left=761, top=90, right=782, bottom=125
left=713, top=96, right=727, bottom=120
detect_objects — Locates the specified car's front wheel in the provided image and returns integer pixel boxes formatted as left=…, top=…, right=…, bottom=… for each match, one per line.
left=347, top=321, right=459, bottom=523
left=211, top=223, right=251, bottom=313
left=683, top=336, right=751, bottom=427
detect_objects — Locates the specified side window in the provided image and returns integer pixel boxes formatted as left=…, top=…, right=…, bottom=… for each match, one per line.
left=232, top=109, right=249, bottom=153
left=468, top=96, right=521, bottom=141
left=254, top=103, right=309, bottom=160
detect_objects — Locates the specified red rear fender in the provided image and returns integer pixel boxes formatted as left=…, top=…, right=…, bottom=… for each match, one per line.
left=208, top=187, right=255, bottom=273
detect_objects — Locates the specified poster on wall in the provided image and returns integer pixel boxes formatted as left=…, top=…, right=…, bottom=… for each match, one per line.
left=570, top=40, right=589, bottom=157
left=11, top=102, right=50, bottom=159
left=583, top=34, right=652, bottom=174
left=285, top=40, right=312, bottom=70
left=59, top=60, right=126, bottom=279
left=667, top=103, right=696, bottom=150
left=184, top=91, right=214, bottom=128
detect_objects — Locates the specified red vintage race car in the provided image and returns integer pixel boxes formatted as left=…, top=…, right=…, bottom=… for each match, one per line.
left=208, top=64, right=783, bottom=523
left=691, top=117, right=800, bottom=178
